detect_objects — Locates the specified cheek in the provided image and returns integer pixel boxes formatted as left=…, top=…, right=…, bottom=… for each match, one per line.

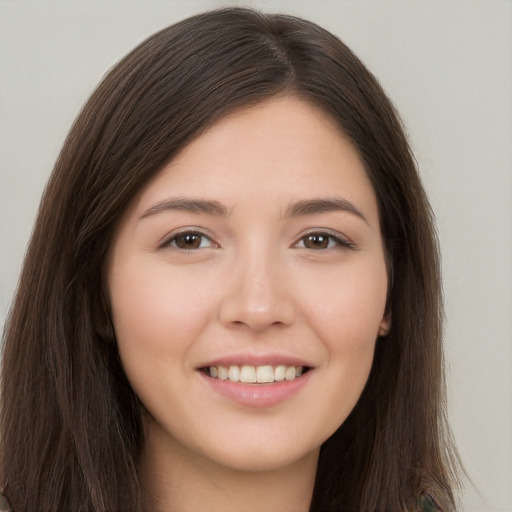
left=108, top=261, right=215, bottom=368
left=300, top=258, right=388, bottom=343
left=108, top=262, right=220, bottom=422
left=297, top=257, right=387, bottom=419
left=309, top=297, right=381, bottom=432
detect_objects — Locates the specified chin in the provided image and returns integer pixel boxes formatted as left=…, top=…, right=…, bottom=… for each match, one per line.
left=205, top=444, right=320, bottom=474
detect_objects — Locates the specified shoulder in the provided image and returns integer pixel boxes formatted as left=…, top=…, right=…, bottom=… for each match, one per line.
left=414, top=491, right=443, bottom=512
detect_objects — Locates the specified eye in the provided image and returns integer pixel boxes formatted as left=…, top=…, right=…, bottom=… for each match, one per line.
left=294, top=231, right=354, bottom=250
left=164, top=231, right=215, bottom=251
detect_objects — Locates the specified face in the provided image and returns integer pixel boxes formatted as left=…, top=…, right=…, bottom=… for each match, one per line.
left=108, top=96, right=389, bottom=473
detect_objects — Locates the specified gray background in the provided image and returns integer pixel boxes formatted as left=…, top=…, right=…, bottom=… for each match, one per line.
left=1, top=1, right=511, bottom=510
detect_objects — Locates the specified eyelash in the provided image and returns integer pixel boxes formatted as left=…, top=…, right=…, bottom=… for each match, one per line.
left=161, top=229, right=354, bottom=252
left=161, top=230, right=216, bottom=251
left=293, top=230, right=355, bottom=251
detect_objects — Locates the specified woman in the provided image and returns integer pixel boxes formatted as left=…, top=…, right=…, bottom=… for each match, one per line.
left=0, top=7, right=460, bottom=511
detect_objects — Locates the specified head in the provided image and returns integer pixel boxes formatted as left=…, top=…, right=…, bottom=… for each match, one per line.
left=1, top=7, right=456, bottom=511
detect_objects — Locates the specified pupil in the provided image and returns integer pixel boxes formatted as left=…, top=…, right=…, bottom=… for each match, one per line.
left=177, top=234, right=201, bottom=249
left=306, top=235, right=328, bottom=249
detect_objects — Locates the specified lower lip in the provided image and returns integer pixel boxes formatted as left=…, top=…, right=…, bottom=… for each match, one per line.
left=200, top=371, right=313, bottom=408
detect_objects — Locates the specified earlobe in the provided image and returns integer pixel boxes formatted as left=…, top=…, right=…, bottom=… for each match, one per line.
left=378, top=316, right=391, bottom=337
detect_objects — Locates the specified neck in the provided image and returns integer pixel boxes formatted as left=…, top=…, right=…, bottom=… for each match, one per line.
left=139, top=422, right=319, bottom=512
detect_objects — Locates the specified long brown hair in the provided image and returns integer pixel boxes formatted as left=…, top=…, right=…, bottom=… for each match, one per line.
left=1, top=8, right=459, bottom=511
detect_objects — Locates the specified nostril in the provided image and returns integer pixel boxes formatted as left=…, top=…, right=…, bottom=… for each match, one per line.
left=218, top=272, right=296, bottom=330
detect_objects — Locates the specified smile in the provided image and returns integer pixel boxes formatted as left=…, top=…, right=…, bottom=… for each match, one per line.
left=204, top=364, right=308, bottom=383
left=200, top=364, right=314, bottom=408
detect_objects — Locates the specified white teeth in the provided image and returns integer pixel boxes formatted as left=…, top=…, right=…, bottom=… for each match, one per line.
left=274, top=365, right=286, bottom=382
left=256, top=365, right=274, bottom=383
left=217, top=366, right=229, bottom=380
left=228, top=365, right=240, bottom=382
left=240, top=365, right=257, bottom=383
left=284, top=366, right=297, bottom=381
left=206, top=364, right=306, bottom=383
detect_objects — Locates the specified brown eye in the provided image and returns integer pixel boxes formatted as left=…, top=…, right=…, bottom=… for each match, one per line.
left=303, top=234, right=331, bottom=249
left=168, top=232, right=213, bottom=250
left=295, top=232, right=354, bottom=251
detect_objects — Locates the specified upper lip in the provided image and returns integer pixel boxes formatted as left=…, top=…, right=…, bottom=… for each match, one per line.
left=198, top=352, right=314, bottom=369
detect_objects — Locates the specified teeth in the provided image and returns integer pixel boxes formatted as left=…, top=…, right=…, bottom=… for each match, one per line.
left=217, top=366, right=229, bottom=380
left=228, top=365, right=240, bottom=382
left=207, top=364, right=306, bottom=383
left=256, top=365, right=273, bottom=383
left=240, top=365, right=257, bottom=383
left=284, top=366, right=297, bottom=381
left=274, top=365, right=286, bottom=381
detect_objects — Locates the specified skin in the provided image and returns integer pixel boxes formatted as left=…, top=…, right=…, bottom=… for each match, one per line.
left=108, top=95, right=390, bottom=512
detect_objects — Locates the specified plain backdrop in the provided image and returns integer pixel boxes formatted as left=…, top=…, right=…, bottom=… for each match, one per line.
left=1, top=1, right=511, bottom=510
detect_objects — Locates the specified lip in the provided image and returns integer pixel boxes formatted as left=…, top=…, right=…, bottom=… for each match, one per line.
left=199, top=352, right=313, bottom=368
left=199, top=368, right=314, bottom=408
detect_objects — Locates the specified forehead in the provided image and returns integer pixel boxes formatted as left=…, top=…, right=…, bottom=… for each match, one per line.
left=132, top=95, right=379, bottom=225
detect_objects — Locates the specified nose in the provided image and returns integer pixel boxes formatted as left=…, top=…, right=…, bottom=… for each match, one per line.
left=218, top=249, right=296, bottom=332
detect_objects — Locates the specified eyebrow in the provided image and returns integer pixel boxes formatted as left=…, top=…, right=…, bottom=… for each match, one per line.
left=140, top=197, right=230, bottom=219
left=140, top=196, right=368, bottom=224
left=285, top=197, right=368, bottom=224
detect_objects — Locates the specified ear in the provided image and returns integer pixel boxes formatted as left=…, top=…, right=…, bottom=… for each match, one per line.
left=378, top=314, right=391, bottom=337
